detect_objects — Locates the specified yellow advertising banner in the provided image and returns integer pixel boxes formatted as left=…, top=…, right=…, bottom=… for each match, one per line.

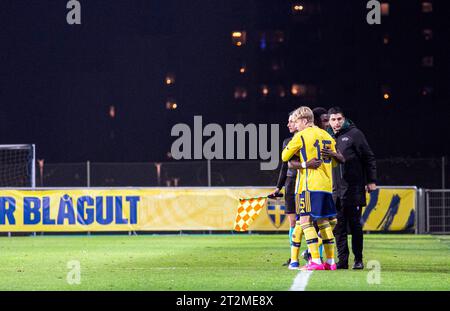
left=0, top=187, right=415, bottom=232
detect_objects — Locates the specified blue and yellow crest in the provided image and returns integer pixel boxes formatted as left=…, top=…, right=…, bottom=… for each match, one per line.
left=266, top=203, right=286, bottom=228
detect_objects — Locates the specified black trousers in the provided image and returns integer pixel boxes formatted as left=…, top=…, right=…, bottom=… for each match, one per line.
left=333, top=197, right=364, bottom=263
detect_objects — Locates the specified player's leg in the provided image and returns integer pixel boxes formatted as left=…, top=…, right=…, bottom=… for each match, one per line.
left=284, top=213, right=297, bottom=266
left=299, top=215, right=323, bottom=270
left=284, top=177, right=297, bottom=266
left=313, top=221, right=324, bottom=260
left=288, top=193, right=303, bottom=269
left=298, top=190, right=324, bottom=270
left=302, top=221, right=323, bottom=263
left=288, top=215, right=296, bottom=246
left=334, top=198, right=349, bottom=269
left=317, top=218, right=336, bottom=270
left=285, top=184, right=297, bottom=245
left=347, top=205, right=364, bottom=269
left=328, top=216, right=337, bottom=231
left=288, top=217, right=303, bottom=269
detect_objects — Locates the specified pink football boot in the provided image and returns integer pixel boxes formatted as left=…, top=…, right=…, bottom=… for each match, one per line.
left=300, top=261, right=325, bottom=271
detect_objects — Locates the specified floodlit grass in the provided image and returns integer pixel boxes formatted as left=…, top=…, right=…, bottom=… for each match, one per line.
left=0, top=234, right=448, bottom=290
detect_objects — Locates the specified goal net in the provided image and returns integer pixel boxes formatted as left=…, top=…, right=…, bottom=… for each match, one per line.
left=0, top=144, right=36, bottom=187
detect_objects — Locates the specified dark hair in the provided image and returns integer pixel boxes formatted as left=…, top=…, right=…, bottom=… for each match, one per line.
left=328, top=106, right=345, bottom=117
left=312, top=107, right=328, bottom=127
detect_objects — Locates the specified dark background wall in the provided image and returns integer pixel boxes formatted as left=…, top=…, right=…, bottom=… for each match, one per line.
left=0, top=0, right=448, bottom=162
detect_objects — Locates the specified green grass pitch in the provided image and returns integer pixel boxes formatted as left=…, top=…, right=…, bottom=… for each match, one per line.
left=0, top=234, right=448, bottom=290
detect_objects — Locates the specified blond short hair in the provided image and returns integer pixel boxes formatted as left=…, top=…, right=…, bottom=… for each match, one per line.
left=292, top=106, right=314, bottom=124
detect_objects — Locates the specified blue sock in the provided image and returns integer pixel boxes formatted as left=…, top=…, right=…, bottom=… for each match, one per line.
left=289, top=227, right=295, bottom=246
left=319, top=244, right=324, bottom=258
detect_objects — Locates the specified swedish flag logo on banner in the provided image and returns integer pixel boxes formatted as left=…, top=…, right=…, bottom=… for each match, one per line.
left=267, top=204, right=286, bottom=228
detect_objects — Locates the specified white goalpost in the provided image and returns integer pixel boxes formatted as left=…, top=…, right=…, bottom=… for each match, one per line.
left=0, top=144, right=36, bottom=188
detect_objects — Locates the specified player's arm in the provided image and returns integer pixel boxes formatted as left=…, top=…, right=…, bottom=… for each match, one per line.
left=288, top=159, right=322, bottom=169
left=322, top=149, right=345, bottom=164
left=321, top=137, right=345, bottom=164
left=281, top=133, right=302, bottom=162
left=354, top=129, right=377, bottom=192
left=270, top=139, right=290, bottom=197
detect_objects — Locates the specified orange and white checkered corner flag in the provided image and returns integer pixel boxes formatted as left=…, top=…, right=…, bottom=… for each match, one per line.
left=233, top=197, right=268, bottom=232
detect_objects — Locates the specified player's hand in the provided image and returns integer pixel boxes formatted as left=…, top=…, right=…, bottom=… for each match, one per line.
left=321, top=148, right=336, bottom=158
left=366, top=183, right=376, bottom=193
left=268, top=188, right=281, bottom=199
left=305, top=158, right=322, bottom=169
left=270, top=188, right=280, bottom=196
left=288, top=160, right=301, bottom=169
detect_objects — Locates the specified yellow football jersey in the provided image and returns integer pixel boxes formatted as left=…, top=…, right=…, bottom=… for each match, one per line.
left=281, top=126, right=336, bottom=194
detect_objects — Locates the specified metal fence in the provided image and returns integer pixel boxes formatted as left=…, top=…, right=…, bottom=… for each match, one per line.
left=33, top=158, right=450, bottom=234
left=36, top=157, right=448, bottom=188
left=425, top=190, right=450, bottom=234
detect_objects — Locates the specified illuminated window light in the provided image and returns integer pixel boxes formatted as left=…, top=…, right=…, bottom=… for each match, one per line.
left=261, top=85, right=269, bottom=96
left=232, top=31, right=246, bottom=46
left=423, top=29, right=433, bottom=40
left=292, top=3, right=304, bottom=13
left=239, top=66, right=246, bottom=74
left=277, top=86, right=286, bottom=98
left=422, top=2, right=432, bottom=13
left=421, top=86, right=433, bottom=96
left=109, top=106, right=116, bottom=118
left=381, top=85, right=391, bottom=101
left=383, top=35, right=389, bottom=45
left=166, top=99, right=177, bottom=110
left=291, top=83, right=306, bottom=96
left=381, top=3, right=389, bottom=16
left=165, top=73, right=175, bottom=85
left=234, top=87, right=248, bottom=99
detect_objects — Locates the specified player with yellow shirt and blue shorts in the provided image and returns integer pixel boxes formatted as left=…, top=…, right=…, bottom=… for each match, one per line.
left=282, top=106, right=338, bottom=271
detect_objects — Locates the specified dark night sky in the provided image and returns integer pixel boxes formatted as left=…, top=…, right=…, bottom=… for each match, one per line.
left=0, top=0, right=449, bottom=163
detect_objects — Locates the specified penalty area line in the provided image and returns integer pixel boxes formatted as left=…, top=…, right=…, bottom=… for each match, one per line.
left=290, top=270, right=313, bottom=291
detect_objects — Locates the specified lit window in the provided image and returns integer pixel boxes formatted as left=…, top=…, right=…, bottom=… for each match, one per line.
left=422, top=2, right=432, bottom=13
left=232, top=31, right=246, bottom=47
left=383, top=34, right=389, bottom=45
left=109, top=106, right=116, bottom=118
left=259, top=33, right=267, bottom=50
left=239, top=64, right=247, bottom=74
left=381, top=85, right=391, bottom=100
left=422, top=56, right=434, bottom=67
left=259, top=31, right=284, bottom=50
left=421, top=86, right=433, bottom=96
left=166, top=98, right=177, bottom=110
left=291, top=84, right=305, bottom=96
left=234, top=87, right=248, bottom=99
left=261, top=85, right=269, bottom=96
left=277, top=86, right=286, bottom=98
left=381, top=3, right=389, bottom=16
left=165, top=73, right=175, bottom=85
left=292, top=3, right=304, bottom=13
left=291, top=84, right=317, bottom=98
left=423, top=29, right=433, bottom=41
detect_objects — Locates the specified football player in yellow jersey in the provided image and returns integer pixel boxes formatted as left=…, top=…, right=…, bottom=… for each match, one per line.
left=282, top=106, right=338, bottom=271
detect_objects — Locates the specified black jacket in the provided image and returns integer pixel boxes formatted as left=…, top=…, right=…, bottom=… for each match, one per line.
left=276, top=137, right=299, bottom=189
left=331, top=123, right=377, bottom=207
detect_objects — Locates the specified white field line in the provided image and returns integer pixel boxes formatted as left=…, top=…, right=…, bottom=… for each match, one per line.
left=289, top=270, right=313, bottom=291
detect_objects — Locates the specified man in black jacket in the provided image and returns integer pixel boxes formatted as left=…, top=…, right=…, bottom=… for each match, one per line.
left=327, top=107, right=377, bottom=270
